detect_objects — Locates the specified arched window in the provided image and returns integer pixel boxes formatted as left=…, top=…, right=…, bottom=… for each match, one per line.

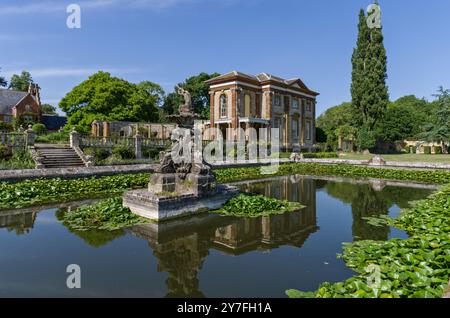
left=220, top=94, right=227, bottom=118
left=244, top=94, right=251, bottom=117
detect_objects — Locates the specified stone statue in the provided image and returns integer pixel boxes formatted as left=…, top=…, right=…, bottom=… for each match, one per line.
left=176, top=85, right=192, bottom=114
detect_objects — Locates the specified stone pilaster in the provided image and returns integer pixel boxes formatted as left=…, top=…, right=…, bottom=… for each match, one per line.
left=135, top=133, right=142, bottom=159
left=25, top=125, right=35, bottom=147
left=209, top=92, right=215, bottom=139
left=69, top=129, right=79, bottom=148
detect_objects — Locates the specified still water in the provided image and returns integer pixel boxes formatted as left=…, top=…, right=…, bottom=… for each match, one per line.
left=0, top=175, right=434, bottom=297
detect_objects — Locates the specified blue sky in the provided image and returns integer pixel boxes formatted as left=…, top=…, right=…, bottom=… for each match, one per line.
left=0, top=0, right=449, bottom=116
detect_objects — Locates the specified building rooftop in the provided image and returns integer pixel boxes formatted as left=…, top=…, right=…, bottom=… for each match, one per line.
left=205, top=71, right=319, bottom=96
left=0, top=88, right=28, bottom=114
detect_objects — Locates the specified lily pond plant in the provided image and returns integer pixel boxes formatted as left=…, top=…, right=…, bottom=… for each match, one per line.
left=62, top=193, right=304, bottom=231
left=286, top=184, right=450, bottom=298
left=213, top=193, right=304, bottom=218
left=1, top=163, right=450, bottom=211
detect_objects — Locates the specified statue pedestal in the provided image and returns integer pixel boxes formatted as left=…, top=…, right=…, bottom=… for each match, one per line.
left=123, top=184, right=238, bottom=222
left=148, top=173, right=216, bottom=197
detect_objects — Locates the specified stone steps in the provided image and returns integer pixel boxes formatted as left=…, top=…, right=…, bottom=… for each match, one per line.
left=35, top=145, right=86, bottom=168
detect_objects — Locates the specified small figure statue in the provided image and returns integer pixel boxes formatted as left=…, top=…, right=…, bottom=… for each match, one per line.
left=176, top=85, right=192, bottom=114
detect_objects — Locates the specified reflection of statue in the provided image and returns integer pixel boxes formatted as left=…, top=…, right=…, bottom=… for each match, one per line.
left=176, top=85, right=192, bottom=114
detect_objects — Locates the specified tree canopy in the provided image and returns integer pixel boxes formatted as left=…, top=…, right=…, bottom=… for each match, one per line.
left=40, top=104, right=58, bottom=115
left=0, top=68, right=7, bottom=87
left=59, top=71, right=160, bottom=133
left=163, top=72, right=220, bottom=118
left=419, top=87, right=450, bottom=147
left=316, top=102, right=353, bottom=147
left=351, top=8, right=389, bottom=150
left=9, top=71, right=33, bottom=91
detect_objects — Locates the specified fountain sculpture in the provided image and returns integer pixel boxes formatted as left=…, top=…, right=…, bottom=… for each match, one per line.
left=123, top=86, right=238, bottom=221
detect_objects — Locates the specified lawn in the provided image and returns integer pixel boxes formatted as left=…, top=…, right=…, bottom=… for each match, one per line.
left=338, top=153, right=450, bottom=163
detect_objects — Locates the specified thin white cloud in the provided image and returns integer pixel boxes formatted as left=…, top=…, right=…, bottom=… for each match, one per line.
left=0, top=0, right=117, bottom=15
left=0, top=0, right=236, bottom=15
left=3, top=67, right=141, bottom=78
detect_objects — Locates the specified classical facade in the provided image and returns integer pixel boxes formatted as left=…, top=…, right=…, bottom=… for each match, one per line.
left=0, top=84, right=41, bottom=124
left=205, top=71, right=319, bottom=151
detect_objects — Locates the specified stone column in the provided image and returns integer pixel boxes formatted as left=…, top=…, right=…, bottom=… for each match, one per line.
left=231, top=88, right=238, bottom=140
left=103, top=121, right=110, bottom=138
left=209, top=91, right=215, bottom=139
left=135, top=133, right=142, bottom=159
left=25, top=125, right=35, bottom=147
left=312, top=100, right=317, bottom=144
left=70, top=129, right=79, bottom=148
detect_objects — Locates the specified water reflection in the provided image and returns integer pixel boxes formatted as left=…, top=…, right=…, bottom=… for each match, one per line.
left=130, top=206, right=318, bottom=297
left=0, top=175, right=435, bottom=297
left=0, top=210, right=36, bottom=235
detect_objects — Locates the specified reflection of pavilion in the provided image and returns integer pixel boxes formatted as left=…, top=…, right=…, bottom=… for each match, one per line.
left=0, top=210, right=36, bottom=235
left=129, top=175, right=318, bottom=297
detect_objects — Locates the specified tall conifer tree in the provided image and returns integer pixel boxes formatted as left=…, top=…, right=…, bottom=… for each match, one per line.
left=351, top=2, right=389, bottom=150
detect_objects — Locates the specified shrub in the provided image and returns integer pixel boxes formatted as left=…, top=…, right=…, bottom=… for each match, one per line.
left=113, top=145, right=135, bottom=160
left=409, top=145, right=416, bottom=154
left=83, top=147, right=110, bottom=162
left=302, top=152, right=338, bottom=159
left=32, top=123, right=47, bottom=135
left=142, top=148, right=162, bottom=160
left=433, top=146, right=442, bottom=154
left=0, top=145, right=12, bottom=159
left=0, top=122, right=13, bottom=132
left=35, top=131, right=69, bottom=143
left=0, top=148, right=34, bottom=170
left=423, top=146, right=431, bottom=154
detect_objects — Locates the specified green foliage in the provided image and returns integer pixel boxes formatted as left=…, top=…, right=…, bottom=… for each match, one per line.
left=0, top=67, right=7, bottom=87
left=34, top=131, right=69, bottom=144
left=60, top=71, right=159, bottom=132
left=315, top=127, right=327, bottom=143
left=423, top=146, right=431, bottom=155
left=0, top=145, right=12, bottom=159
left=0, top=122, right=13, bottom=132
left=32, top=123, right=47, bottom=135
left=15, top=112, right=37, bottom=127
left=164, top=72, right=220, bottom=117
left=1, top=163, right=449, bottom=210
left=376, top=96, right=434, bottom=143
left=83, top=147, right=111, bottom=163
left=214, top=163, right=450, bottom=185
left=40, top=103, right=57, bottom=115
left=137, top=81, right=165, bottom=107
left=316, top=102, right=354, bottom=148
left=434, top=146, right=442, bottom=155
left=8, top=71, right=33, bottom=91
left=0, top=173, right=149, bottom=209
left=113, top=145, right=135, bottom=160
left=62, top=197, right=149, bottom=231
left=351, top=8, right=389, bottom=146
left=419, top=87, right=450, bottom=145
left=287, top=184, right=450, bottom=298
left=409, top=145, right=416, bottom=154
left=0, top=148, right=34, bottom=170
left=356, top=126, right=376, bottom=150
left=302, top=152, right=338, bottom=159
left=214, top=194, right=304, bottom=217
left=142, top=147, right=162, bottom=159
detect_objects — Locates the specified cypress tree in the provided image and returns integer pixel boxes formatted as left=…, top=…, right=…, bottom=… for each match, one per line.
left=351, top=2, right=389, bottom=150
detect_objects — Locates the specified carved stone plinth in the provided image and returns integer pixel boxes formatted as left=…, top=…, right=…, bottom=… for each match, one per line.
left=123, top=184, right=239, bottom=222
left=148, top=173, right=216, bottom=197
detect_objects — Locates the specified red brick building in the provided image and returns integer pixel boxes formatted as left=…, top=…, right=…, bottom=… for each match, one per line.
left=0, top=84, right=41, bottom=125
left=205, top=71, right=319, bottom=151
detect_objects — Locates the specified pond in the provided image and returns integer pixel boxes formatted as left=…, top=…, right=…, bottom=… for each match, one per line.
left=0, top=175, right=436, bottom=298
